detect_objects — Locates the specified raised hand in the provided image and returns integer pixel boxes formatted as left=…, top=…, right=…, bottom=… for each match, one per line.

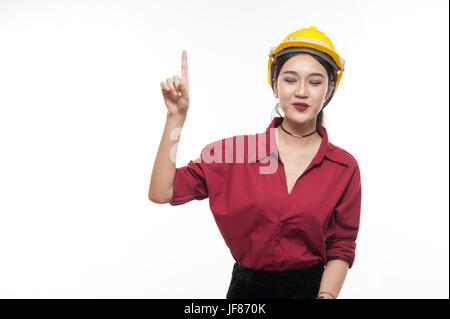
left=160, top=50, right=190, bottom=116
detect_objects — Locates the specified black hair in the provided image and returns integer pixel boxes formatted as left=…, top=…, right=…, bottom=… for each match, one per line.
left=270, top=51, right=337, bottom=127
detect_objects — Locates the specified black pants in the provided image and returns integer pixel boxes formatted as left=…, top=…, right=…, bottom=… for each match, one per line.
left=226, top=261, right=324, bottom=299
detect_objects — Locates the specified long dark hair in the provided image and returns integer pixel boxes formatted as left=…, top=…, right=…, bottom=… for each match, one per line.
left=270, top=51, right=337, bottom=127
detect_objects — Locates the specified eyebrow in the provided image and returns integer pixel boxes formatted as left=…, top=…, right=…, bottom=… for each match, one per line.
left=281, top=70, right=325, bottom=78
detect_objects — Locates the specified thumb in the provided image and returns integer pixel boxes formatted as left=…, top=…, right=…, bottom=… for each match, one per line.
left=178, top=82, right=188, bottom=95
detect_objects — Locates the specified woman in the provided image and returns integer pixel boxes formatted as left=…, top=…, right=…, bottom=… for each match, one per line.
left=149, top=26, right=362, bottom=299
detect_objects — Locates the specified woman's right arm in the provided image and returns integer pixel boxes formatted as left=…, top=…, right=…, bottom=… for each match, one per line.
left=148, top=50, right=190, bottom=203
left=148, top=113, right=186, bottom=203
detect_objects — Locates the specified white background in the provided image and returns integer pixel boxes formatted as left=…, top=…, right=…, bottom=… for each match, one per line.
left=0, top=0, right=448, bottom=299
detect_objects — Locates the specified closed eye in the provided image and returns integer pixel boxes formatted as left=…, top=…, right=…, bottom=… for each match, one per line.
left=284, top=79, right=322, bottom=85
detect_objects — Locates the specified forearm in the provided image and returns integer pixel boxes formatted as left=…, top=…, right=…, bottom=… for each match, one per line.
left=148, top=113, right=186, bottom=203
left=317, top=258, right=349, bottom=299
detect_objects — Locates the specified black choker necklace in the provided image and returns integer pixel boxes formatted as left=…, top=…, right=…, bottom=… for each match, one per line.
left=279, top=123, right=318, bottom=138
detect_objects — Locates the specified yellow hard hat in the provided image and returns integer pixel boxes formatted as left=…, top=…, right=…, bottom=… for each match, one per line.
left=268, top=26, right=346, bottom=103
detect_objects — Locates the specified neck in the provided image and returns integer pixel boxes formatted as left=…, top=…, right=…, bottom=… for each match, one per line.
left=277, top=117, right=321, bottom=150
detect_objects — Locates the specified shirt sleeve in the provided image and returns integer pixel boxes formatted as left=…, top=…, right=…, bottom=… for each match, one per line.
left=325, top=164, right=362, bottom=269
left=169, top=149, right=209, bottom=206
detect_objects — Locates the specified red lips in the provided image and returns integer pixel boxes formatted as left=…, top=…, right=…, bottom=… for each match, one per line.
left=292, top=102, right=310, bottom=107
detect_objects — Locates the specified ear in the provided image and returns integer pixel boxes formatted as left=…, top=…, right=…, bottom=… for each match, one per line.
left=325, top=81, right=335, bottom=100
left=273, top=79, right=278, bottom=97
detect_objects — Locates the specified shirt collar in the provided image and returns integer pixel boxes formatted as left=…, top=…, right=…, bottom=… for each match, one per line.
left=253, top=116, right=348, bottom=167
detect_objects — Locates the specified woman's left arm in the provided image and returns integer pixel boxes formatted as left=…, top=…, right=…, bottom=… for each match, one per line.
left=317, top=258, right=349, bottom=299
left=321, top=163, right=362, bottom=299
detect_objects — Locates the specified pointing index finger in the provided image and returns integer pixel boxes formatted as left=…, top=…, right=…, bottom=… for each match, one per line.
left=181, top=50, right=188, bottom=80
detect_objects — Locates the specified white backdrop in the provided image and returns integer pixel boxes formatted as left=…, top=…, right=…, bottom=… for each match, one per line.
left=0, top=0, right=448, bottom=299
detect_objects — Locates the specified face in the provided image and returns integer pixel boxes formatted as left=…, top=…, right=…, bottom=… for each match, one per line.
left=273, top=53, right=334, bottom=127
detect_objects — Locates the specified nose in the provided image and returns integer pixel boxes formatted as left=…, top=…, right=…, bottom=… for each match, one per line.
left=295, top=81, right=308, bottom=97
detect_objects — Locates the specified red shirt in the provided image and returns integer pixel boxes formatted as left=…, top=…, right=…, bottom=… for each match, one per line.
left=170, top=116, right=362, bottom=270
